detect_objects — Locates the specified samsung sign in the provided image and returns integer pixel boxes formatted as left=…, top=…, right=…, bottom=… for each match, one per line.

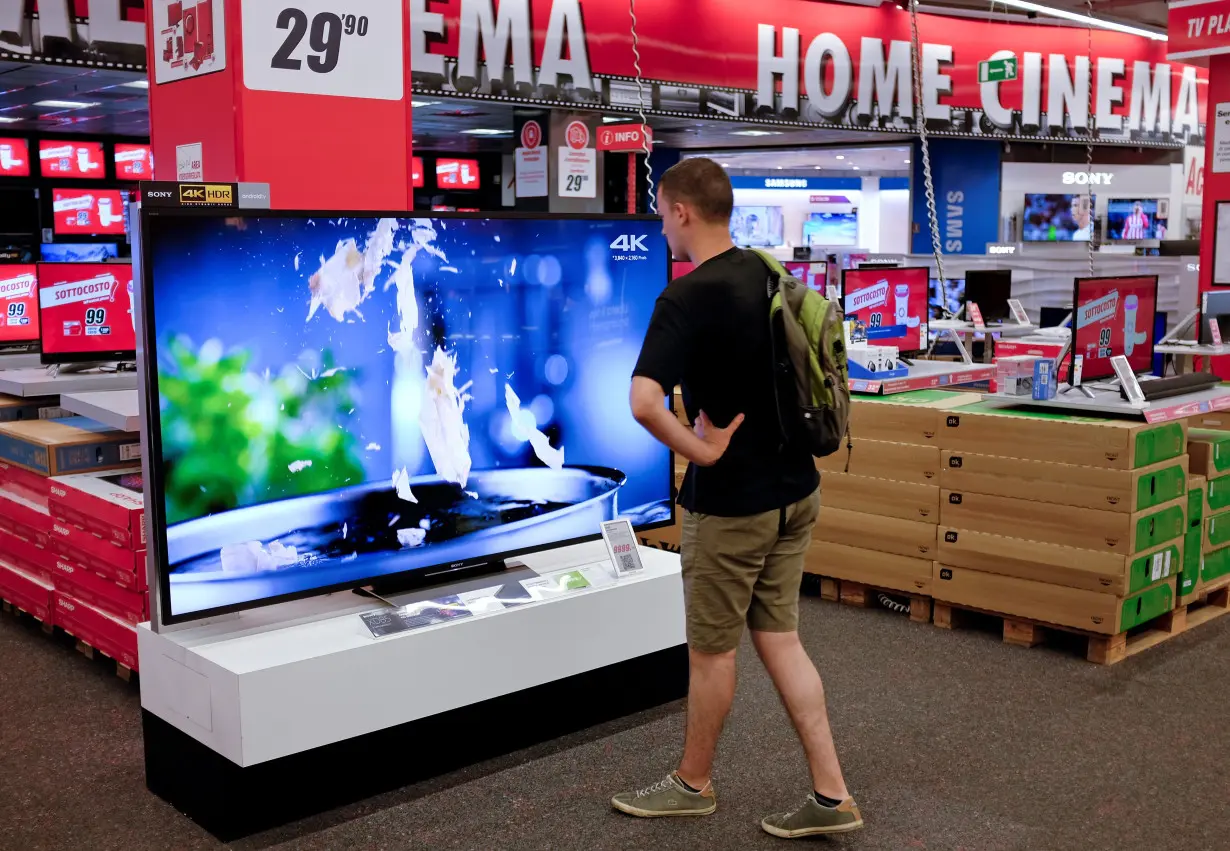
left=730, top=176, right=862, bottom=191
left=763, top=178, right=809, bottom=188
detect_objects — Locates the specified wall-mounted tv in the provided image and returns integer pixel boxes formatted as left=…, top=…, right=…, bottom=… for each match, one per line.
left=730, top=206, right=783, bottom=247
left=436, top=158, right=480, bottom=189
left=0, top=138, right=30, bottom=177
left=803, top=212, right=858, bottom=246
left=1023, top=193, right=1096, bottom=242
left=1106, top=199, right=1168, bottom=241
left=114, top=143, right=154, bottom=180
left=37, top=262, right=136, bottom=364
left=0, top=264, right=39, bottom=347
left=138, top=210, right=673, bottom=624
left=52, top=188, right=128, bottom=236
left=39, top=140, right=105, bottom=178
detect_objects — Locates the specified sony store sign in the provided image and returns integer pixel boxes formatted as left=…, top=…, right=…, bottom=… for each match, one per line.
left=1062, top=171, right=1115, bottom=185
left=410, top=0, right=1205, bottom=146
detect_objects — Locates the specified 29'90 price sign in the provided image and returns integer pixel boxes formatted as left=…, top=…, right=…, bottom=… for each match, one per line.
left=242, top=0, right=404, bottom=100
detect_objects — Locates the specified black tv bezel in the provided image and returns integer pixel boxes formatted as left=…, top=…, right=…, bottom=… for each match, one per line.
left=35, top=261, right=137, bottom=364
left=1068, top=274, right=1160, bottom=383
left=0, top=262, right=43, bottom=348
left=965, top=269, right=1013, bottom=323
left=137, top=206, right=676, bottom=626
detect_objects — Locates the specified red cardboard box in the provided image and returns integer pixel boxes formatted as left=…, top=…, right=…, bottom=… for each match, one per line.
left=54, top=592, right=139, bottom=671
left=48, top=468, right=144, bottom=550
left=48, top=536, right=146, bottom=591
left=0, top=459, right=51, bottom=499
left=49, top=554, right=147, bottom=625
left=0, top=488, right=50, bottom=532
left=0, top=524, right=53, bottom=579
left=49, top=515, right=144, bottom=574
left=0, top=558, right=55, bottom=624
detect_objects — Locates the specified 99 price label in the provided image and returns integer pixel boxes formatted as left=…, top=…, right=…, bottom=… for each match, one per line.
left=242, top=0, right=404, bottom=100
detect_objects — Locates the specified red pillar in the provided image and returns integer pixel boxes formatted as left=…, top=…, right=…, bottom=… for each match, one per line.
left=1198, top=54, right=1230, bottom=305
left=144, top=0, right=414, bottom=211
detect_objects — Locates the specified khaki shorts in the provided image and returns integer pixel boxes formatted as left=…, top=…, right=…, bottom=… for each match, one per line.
left=680, top=488, right=821, bottom=654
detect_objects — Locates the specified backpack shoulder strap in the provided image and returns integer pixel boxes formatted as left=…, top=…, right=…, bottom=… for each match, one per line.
left=748, top=247, right=788, bottom=280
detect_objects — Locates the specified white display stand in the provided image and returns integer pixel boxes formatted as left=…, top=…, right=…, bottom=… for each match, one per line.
left=0, top=352, right=44, bottom=371
left=980, top=384, right=1230, bottom=423
left=58, top=390, right=141, bottom=431
left=0, top=368, right=138, bottom=398
left=139, top=540, right=686, bottom=839
left=928, top=319, right=1038, bottom=364
left=1155, top=343, right=1230, bottom=375
left=851, top=359, right=995, bottom=395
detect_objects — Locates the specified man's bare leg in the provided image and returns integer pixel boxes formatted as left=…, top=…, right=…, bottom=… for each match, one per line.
left=675, top=646, right=737, bottom=790
left=751, top=629, right=848, bottom=799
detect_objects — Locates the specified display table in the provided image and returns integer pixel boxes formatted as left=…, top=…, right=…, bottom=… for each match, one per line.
left=0, top=368, right=138, bottom=398
left=140, top=540, right=686, bottom=839
left=851, top=360, right=995, bottom=395
left=929, top=319, right=1038, bottom=363
left=1155, top=343, right=1230, bottom=375
left=58, top=390, right=141, bottom=432
left=0, top=352, right=44, bottom=371
left=980, top=384, right=1230, bottom=423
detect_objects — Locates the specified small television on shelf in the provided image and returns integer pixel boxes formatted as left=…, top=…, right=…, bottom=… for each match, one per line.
left=114, top=143, right=154, bottom=180
left=842, top=267, right=929, bottom=352
left=39, top=140, right=105, bottom=178
left=137, top=209, right=673, bottom=625
left=784, top=261, right=828, bottom=292
left=1023, top=194, right=1096, bottom=242
left=965, top=269, right=1012, bottom=323
left=803, top=212, right=857, bottom=246
left=1106, top=199, right=1167, bottom=241
left=51, top=188, right=128, bottom=236
left=37, top=263, right=136, bottom=364
left=436, top=158, right=480, bottom=189
left=0, top=138, right=31, bottom=177
left=1039, top=306, right=1071, bottom=328
left=1200, top=291, right=1230, bottom=345
left=1070, top=275, right=1158, bottom=381
left=730, top=206, right=783, bottom=247
left=0, top=264, right=40, bottom=350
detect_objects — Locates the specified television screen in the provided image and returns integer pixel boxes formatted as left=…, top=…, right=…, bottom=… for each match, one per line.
left=139, top=211, right=673, bottom=623
left=52, top=188, right=128, bottom=236
left=1071, top=275, right=1158, bottom=380
left=436, top=158, right=480, bottom=189
left=730, top=206, right=783, bottom=247
left=1107, top=199, right=1168, bottom=241
left=0, top=138, right=30, bottom=177
left=0, top=265, right=39, bottom=345
left=37, top=263, right=136, bottom=363
left=39, top=140, right=105, bottom=178
left=843, top=267, right=929, bottom=351
left=1200, top=291, right=1230, bottom=345
left=929, top=277, right=965, bottom=320
left=411, top=156, right=424, bottom=189
left=41, top=243, right=119, bottom=263
left=1023, top=194, right=1096, bottom=242
left=784, top=261, right=829, bottom=292
left=965, top=269, right=1013, bottom=323
left=114, top=143, right=154, bottom=180
left=803, top=212, right=857, bottom=246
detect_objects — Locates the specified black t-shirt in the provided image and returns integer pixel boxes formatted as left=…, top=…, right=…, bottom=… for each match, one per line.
left=633, top=248, right=818, bottom=517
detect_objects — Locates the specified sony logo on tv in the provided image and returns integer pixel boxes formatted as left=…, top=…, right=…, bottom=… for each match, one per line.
left=988, top=244, right=1017, bottom=255
left=1062, top=171, right=1114, bottom=185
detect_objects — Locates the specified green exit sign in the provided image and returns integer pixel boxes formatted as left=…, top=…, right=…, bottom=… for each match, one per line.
left=979, top=55, right=1018, bottom=83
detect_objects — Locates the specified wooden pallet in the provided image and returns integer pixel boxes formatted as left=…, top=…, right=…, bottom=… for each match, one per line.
left=934, top=574, right=1230, bottom=665
left=815, top=576, right=932, bottom=624
left=2, top=599, right=55, bottom=635
left=67, top=633, right=136, bottom=683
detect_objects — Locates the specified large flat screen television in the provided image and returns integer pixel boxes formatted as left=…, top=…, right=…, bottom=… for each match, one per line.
left=39, top=140, right=105, bottom=178
left=114, top=143, right=154, bottom=180
left=1106, top=199, right=1168, bottom=241
left=37, top=263, right=136, bottom=364
left=51, top=188, right=128, bottom=236
left=842, top=267, right=929, bottom=351
left=436, top=158, right=480, bottom=189
left=803, top=212, right=858, bottom=246
left=0, top=138, right=30, bottom=177
left=0, top=264, right=39, bottom=348
left=1023, top=193, right=1095, bottom=242
left=1070, top=275, right=1158, bottom=381
left=730, top=206, right=783, bottom=247
left=138, top=210, right=673, bottom=624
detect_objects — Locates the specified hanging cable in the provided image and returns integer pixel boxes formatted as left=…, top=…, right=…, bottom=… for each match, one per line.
left=629, top=0, right=655, bottom=214
left=1084, top=0, right=1095, bottom=275
left=908, top=0, right=947, bottom=300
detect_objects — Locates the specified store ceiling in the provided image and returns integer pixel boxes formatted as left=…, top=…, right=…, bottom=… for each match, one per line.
left=922, top=0, right=1167, bottom=31
left=0, top=61, right=148, bottom=136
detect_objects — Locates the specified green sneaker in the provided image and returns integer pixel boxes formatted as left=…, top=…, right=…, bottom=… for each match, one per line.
left=611, top=772, right=717, bottom=818
left=761, top=795, right=864, bottom=838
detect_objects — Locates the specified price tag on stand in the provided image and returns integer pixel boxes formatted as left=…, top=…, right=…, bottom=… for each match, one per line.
left=242, top=0, right=404, bottom=100
left=967, top=301, right=986, bottom=330
left=1006, top=298, right=1031, bottom=326
left=601, top=519, right=644, bottom=576
left=1111, top=355, right=1146, bottom=405
left=558, top=120, right=597, bottom=198
left=1211, top=318, right=1224, bottom=346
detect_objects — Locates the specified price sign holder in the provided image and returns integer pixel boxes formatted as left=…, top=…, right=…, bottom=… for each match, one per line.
left=967, top=301, right=986, bottom=330
left=1007, top=298, right=1031, bottom=326
left=1211, top=318, right=1224, bottom=346
left=1111, top=355, right=1147, bottom=406
left=601, top=519, right=645, bottom=576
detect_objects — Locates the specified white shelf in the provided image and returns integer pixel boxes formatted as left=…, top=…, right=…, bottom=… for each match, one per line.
left=980, top=385, right=1230, bottom=423
left=851, top=360, right=995, bottom=395
left=0, top=368, right=138, bottom=398
left=0, top=353, right=44, bottom=371
left=59, top=390, right=141, bottom=432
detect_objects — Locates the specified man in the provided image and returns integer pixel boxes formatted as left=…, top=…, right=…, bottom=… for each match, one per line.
left=1122, top=201, right=1151, bottom=240
left=1070, top=194, right=1094, bottom=242
left=611, top=157, right=861, bottom=839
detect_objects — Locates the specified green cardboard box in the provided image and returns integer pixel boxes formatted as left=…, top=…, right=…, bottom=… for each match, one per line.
left=1188, top=429, right=1230, bottom=479
left=1189, top=475, right=1206, bottom=529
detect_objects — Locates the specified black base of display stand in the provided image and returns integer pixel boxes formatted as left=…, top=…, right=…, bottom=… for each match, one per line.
left=143, top=643, right=688, bottom=841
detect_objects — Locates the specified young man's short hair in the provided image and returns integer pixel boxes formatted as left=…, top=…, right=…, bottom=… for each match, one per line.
left=659, top=158, right=734, bottom=225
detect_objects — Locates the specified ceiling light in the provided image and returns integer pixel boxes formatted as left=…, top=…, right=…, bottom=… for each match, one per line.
left=853, top=166, right=860, bottom=170
left=993, top=0, right=1166, bottom=40
left=814, top=166, right=823, bottom=170
left=721, top=163, right=731, bottom=167
left=0, top=116, right=19, bottom=124
left=730, top=129, right=782, bottom=137
left=776, top=166, right=783, bottom=170
left=121, top=80, right=149, bottom=89
left=411, top=100, right=439, bottom=108
left=836, top=155, right=845, bottom=160
left=460, top=128, right=512, bottom=136
left=603, top=116, right=631, bottom=123
left=35, top=100, right=99, bottom=109
left=904, top=159, right=911, bottom=164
